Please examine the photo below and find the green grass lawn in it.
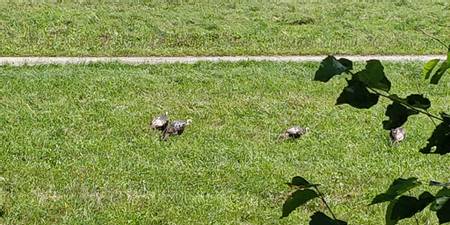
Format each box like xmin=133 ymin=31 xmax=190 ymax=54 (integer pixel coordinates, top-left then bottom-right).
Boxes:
xmin=0 ymin=0 xmax=449 ymax=56
xmin=0 ymin=61 xmax=449 ymax=224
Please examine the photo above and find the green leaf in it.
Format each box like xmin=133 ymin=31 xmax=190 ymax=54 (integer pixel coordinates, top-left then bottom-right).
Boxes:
xmin=371 ymin=177 xmax=421 ymax=205
xmin=406 ymin=94 xmax=431 ymax=110
xmin=437 ymin=199 xmax=450 ymax=224
xmin=423 ymin=59 xmax=440 ymax=79
xmin=431 ymin=188 xmax=450 ymax=211
xmin=357 ymin=60 xmax=391 ymax=92
xmin=382 ymin=94 xmax=431 ymax=129
xmin=287 ymin=176 xmax=320 ymax=189
xmin=309 ymin=211 xmax=347 ymax=225
xmin=385 ymin=193 xmax=435 ymax=225
xmin=382 ymin=102 xmax=418 ymax=130
xmin=430 ymin=181 xmax=450 ymax=188
xmin=336 ymin=77 xmax=379 ymax=109
xmin=418 ymin=192 xmax=436 ymax=210
xmin=430 ymin=46 xmax=450 ymax=84
xmin=289 ymin=176 xmax=310 ymax=186
xmin=430 ymin=62 xmax=449 ymax=84
xmin=314 ymin=56 xmax=353 ymax=82
xmin=434 ymin=188 xmax=449 ymax=199
xmin=432 ymin=197 xmax=450 ymax=211
xmin=441 ymin=112 xmax=450 ymax=122
xmin=281 ymin=189 xmax=319 ymax=218
xmin=432 ymin=188 xmax=450 ymax=224
xmin=420 ymin=120 xmax=450 ymax=155
xmin=386 ymin=198 xmax=399 ymax=225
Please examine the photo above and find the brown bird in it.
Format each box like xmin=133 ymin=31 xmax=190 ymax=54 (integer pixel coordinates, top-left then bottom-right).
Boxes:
xmin=279 ymin=126 xmax=309 ymax=140
xmin=161 ymin=119 xmax=192 ymax=141
xmin=150 ymin=112 xmax=169 ymax=131
xmin=390 ymin=127 xmax=405 ymax=144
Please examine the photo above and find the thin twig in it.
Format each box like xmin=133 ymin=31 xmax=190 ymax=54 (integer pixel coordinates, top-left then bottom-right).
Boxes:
xmin=367 ymin=87 xmax=444 ymax=122
xmin=417 ymin=28 xmax=448 ymax=48
xmin=313 ymin=186 xmax=338 ymax=221
xmin=425 ymin=113 xmax=438 ymax=127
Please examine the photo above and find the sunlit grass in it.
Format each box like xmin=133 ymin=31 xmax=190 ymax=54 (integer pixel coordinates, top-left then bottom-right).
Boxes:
xmin=0 ymin=62 xmax=449 ymax=224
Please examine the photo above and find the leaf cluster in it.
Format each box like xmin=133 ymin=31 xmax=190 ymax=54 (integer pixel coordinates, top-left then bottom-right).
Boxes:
xmin=281 ymin=176 xmax=347 ymax=225
xmin=313 ymin=54 xmax=450 ymax=155
xmin=371 ymin=178 xmax=450 ymax=224
xmin=281 ymin=45 xmax=449 ymax=224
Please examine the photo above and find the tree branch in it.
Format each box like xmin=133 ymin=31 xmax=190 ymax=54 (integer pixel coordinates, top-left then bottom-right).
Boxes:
xmin=313 ymin=186 xmax=338 ymax=221
xmin=345 ymin=70 xmax=443 ymax=123
xmin=367 ymin=87 xmax=444 ymax=122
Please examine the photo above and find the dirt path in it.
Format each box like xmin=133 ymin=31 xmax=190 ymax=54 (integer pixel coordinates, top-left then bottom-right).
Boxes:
xmin=0 ymin=55 xmax=446 ymax=66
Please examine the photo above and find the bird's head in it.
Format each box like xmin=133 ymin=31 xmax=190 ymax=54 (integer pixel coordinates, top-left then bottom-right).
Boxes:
xmin=301 ymin=127 xmax=310 ymax=134
xmin=391 ymin=127 xmax=404 ymax=135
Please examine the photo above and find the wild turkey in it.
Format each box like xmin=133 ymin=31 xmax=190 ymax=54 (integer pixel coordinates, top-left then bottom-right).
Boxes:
xmin=279 ymin=126 xmax=309 ymax=140
xmin=150 ymin=112 xmax=169 ymax=131
xmin=161 ymin=119 xmax=192 ymax=141
xmin=390 ymin=127 xmax=405 ymax=144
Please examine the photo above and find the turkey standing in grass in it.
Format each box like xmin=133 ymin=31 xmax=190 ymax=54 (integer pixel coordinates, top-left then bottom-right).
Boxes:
xmin=390 ymin=127 xmax=405 ymax=144
xmin=150 ymin=112 xmax=169 ymax=131
xmin=279 ymin=126 xmax=309 ymax=140
xmin=161 ymin=119 xmax=192 ymax=141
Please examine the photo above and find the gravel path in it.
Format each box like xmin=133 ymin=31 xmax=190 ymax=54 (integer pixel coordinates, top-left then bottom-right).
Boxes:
xmin=0 ymin=55 xmax=446 ymax=66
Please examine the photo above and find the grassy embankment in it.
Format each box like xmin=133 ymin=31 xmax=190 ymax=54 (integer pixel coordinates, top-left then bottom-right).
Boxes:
xmin=0 ymin=0 xmax=449 ymax=56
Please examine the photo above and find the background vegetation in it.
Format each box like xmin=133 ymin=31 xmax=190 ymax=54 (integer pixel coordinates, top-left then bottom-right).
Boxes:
xmin=0 ymin=0 xmax=449 ymax=56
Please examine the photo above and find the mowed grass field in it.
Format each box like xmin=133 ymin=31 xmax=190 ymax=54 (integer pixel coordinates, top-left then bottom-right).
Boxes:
xmin=0 ymin=62 xmax=449 ymax=224
xmin=0 ymin=0 xmax=449 ymax=56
